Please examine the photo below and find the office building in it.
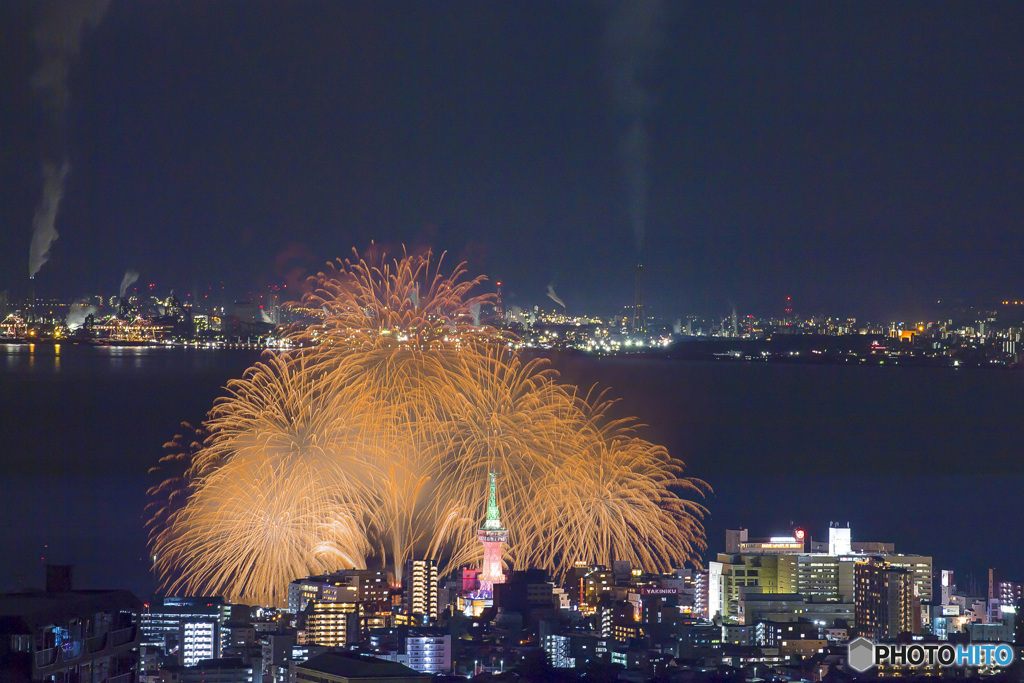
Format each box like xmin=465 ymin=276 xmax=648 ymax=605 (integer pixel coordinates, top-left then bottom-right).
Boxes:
xmin=141 ymin=596 xmax=225 ymax=652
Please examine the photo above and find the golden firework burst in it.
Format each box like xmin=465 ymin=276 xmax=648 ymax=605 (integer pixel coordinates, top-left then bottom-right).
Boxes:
xmin=149 ymin=247 xmax=708 ymax=606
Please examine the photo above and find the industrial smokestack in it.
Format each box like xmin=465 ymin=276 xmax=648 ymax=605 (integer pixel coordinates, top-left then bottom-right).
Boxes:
xmin=631 ymin=263 xmax=646 ymax=336
xmin=28 ymin=277 xmax=36 ymax=324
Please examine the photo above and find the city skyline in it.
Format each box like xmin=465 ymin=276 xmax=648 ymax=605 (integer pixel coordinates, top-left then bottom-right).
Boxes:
xmin=4 ymin=5 xmax=1024 ymax=679
xmin=2 ymin=2 xmax=1023 ymax=320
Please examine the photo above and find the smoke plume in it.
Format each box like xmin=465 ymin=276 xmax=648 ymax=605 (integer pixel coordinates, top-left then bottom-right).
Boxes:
xmin=546 ymin=285 xmax=566 ymax=309
xmin=66 ymin=300 xmax=97 ymax=330
xmin=28 ymin=0 xmax=110 ymax=278
xmin=602 ymin=0 xmax=665 ymax=254
xmin=29 ymin=161 xmax=71 ymax=278
xmin=119 ymin=270 xmax=140 ymax=300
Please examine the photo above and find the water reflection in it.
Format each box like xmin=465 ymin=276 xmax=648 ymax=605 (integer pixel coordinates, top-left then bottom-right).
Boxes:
xmin=1 ymin=342 xmax=260 ymax=376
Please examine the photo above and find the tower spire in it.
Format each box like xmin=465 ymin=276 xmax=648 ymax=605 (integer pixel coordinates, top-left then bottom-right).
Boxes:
xmin=484 ymin=471 xmax=503 ymax=530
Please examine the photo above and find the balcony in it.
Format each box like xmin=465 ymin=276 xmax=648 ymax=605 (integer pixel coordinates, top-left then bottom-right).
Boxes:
xmin=59 ymin=640 xmax=83 ymax=661
xmin=86 ymin=633 xmax=108 ymax=653
xmin=110 ymin=626 xmax=137 ymax=647
xmin=34 ymin=647 xmax=58 ymax=668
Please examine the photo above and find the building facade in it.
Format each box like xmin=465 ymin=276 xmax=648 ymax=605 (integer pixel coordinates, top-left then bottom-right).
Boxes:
xmin=855 ymin=561 xmax=919 ymax=640
xmin=403 ymin=560 xmax=438 ymax=621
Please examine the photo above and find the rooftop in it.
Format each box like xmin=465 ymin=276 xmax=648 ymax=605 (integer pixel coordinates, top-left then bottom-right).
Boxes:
xmin=298 ymin=651 xmax=429 ymax=679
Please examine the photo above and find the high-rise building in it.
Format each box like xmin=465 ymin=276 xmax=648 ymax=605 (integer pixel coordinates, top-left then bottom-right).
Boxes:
xmin=403 ymin=559 xmax=438 ymax=621
xmin=180 ymin=619 xmax=219 ymax=666
xmin=941 ymin=569 xmax=956 ymax=605
xmin=287 ymin=575 xmax=358 ymax=613
xmin=288 ymin=570 xmax=390 ymax=610
xmin=828 ymin=524 xmax=852 ymax=555
xmin=544 ymin=634 xmax=574 ymax=668
xmin=141 ymin=593 xmax=225 ymax=659
xmin=708 ymin=554 xmax=780 ymax=623
xmin=725 ymin=528 xmax=805 ymax=555
xmin=610 ymin=601 xmax=642 ymax=644
xmin=998 ymin=580 xmax=1022 ymax=609
xmin=721 ymin=526 xmax=932 ymax=628
xmin=777 ymin=554 xmax=856 ymax=603
xmin=879 ymin=554 xmax=933 ymax=605
xmin=476 ymin=471 xmax=508 ymax=597
xmin=741 ymin=593 xmax=854 ymax=627
xmin=693 ymin=569 xmax=709 ymax=620
xmin=583 ymin=568 xmax=614 ymax=608
xmin=299 ymin=601 xmax=360 ymax=647
xmin=855 ymin=561 xmax=920 ymax=640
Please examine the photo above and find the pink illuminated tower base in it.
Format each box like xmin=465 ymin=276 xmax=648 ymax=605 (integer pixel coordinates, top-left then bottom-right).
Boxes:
xmin=475 ymin=472 xmax=507 ymax=597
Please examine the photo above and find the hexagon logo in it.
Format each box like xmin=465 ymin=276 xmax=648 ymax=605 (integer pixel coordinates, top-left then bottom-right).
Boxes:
xmin=848 ymin=637 xmax=876 ymax=672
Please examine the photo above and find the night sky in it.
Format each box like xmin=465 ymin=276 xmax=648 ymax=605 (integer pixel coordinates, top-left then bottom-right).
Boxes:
xmin=3 ymin=1 xmax=1023 ymax=319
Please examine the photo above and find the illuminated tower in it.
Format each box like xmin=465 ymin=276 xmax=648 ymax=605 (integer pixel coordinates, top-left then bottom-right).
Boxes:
xmin=476 ymin=472 xmax=508 ymax=597
xmin=495 ymin=281 xmax=504 ymax=318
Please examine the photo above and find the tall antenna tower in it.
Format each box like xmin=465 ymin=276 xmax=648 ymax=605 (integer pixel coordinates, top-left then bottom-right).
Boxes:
xmin=631 ymin=263 xmax=646 ymax=336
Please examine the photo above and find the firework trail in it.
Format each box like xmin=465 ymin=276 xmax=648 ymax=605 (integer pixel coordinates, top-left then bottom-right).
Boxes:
xmin=149 ymin=247 xmax=707 ymax=605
